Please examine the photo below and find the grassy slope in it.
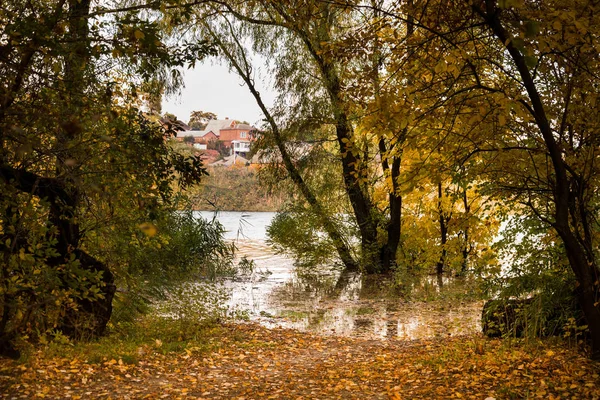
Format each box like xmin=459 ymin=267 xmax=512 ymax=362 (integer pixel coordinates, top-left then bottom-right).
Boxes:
xmin=188 ymin=165 xmax=287 ymax=212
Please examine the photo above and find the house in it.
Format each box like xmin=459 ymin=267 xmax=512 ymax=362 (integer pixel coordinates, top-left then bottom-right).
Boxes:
xmin=176 ymin=118 xmax=257 ymax=157
xmin=218 ymin=123 xmax=255 ymax=147
xmin=176 ymin=118 xmax=236 ymax=143
xmin=178 ymin=130 xmax=218 ymax=145
xmin=204 ymin=118 xmax=237 ymax=135
xmin=219 ymin=123 xmax=256 ymax=158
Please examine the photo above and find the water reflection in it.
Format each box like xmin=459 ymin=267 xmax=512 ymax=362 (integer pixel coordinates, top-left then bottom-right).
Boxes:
xmin=195 ymin=211 xmax=482 ymax=341
xmin=220 ymin=239 xmax=481 ymax=340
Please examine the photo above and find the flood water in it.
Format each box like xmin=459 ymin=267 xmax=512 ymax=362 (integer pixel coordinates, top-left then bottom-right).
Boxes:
xmin=195 ymin=211 xmax=483 ymax=340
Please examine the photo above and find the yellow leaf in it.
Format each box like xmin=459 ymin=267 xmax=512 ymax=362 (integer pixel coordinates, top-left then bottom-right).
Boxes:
xmin=139 ymin=222 xmax=158 ymax=237
xmin=552 ymin=20 xmax=562 ymax=31
xmin=546 ymin=350 xmax=555 ymax=357
xmin=134 ymin=30 xmax=145 ymax=40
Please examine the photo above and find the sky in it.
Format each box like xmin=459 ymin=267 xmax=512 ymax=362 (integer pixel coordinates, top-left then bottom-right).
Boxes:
xmin=162 ymin=61 xmax=275 ymax=126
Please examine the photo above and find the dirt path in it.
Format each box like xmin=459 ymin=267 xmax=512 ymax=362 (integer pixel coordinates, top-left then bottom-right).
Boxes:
xmin=2 ymin=323 xmax=599 ymax=399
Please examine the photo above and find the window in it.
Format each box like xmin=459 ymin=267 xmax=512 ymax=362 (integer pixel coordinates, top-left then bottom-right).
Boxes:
xmin=240 ymin=131 xmax=247 ymax=138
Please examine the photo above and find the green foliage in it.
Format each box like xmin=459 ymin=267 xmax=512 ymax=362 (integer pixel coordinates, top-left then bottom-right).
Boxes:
xmin=38 ymin=314 xmax=226 ymax=366
xmin=207 ymin=140 xmax=230 ymax=158
xmin=266 ymin=208 xmax=357 ymax=268
xmin=99 ymin=209 xmax=235 ymax=324
xmin=487 ymin=216 xmax=584 ymax=339
xmin=188 ymin=110 xmax=217 ymax=130
xmin=155 ymin=283 xmax=233 ymax=338
xmin=0 ymin=0 xmax=214 ymax=354
xmin=0 ymin=190 xmax=105 ymax=343
xmin=267 ymin=211 xmax=332 ymax=266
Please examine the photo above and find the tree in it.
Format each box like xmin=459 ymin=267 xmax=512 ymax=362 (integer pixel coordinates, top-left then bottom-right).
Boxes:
xmin=184 ymin=135 xmax=196 ymax=144
xmin=376 ymin=0 xmax=600 ymax=358
xmin=164 ymin=112 xmax=179 ymax=122
xmin=469 ymin=0 xmax=600 ymax=360
xmin=189 ymin=3 xmax=360 ymax=270
xmin=186 ymin=0 xmax=430 ymax=273
xmin=0 ymin=0 xmax=212 ymax=356
xmin=189 ymin=110 xmax=217 ymax=130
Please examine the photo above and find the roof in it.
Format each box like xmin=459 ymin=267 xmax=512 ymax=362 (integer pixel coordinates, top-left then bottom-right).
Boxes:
xmin=210 ymin=154 xmax=249 ymax=166
xmin=221 ymin=123 xmax=255 ymax=131
xmin=204 ymin=119 xmax=236 ymax=135
xmin=178 ymin=130 xmax=216 ymax=138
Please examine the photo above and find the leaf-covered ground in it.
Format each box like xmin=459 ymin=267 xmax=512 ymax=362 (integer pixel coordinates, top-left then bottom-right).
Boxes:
xmin=1 ymin=323 xmax=599 ymax=399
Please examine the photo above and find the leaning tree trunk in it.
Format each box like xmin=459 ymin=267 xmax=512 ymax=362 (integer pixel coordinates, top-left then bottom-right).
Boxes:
xmin=334 ymin=111 xmax=380 ymax=272
xmin=288 ymin=2 xmax=381 ymax=272
xmin=203 ymin=23 xmax=359 ymax=271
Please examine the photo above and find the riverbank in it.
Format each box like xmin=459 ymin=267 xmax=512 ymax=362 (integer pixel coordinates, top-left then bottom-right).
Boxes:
xmin=187 ymin=166 xmax=287 ymax=212
xmin=2 ymin=321 xmax=599 ymax=399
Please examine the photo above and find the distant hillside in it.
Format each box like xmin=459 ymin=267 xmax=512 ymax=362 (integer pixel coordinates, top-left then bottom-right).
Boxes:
xmin=188 ymin=165 xmax=287 ymax=212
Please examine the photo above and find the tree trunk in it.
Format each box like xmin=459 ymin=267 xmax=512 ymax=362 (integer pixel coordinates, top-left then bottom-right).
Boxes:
xmin=556 ymin=225 xmax=600 ymax=359
xmin=296 ymin=4 xmax=381 ymax=272
xmin=375 ymin=1 xmax=411 ymax=273
xmin=436 ymin=182 xmax=448 ymax=285
xmin=478 ymin=1 xmax=600 ymax=359
xmin=386 ymin=156 xmax=403 ymax=267
xmin=52 ymin=0 xmax=115 ymax=338
xmin=378 ymin=138 xmax=403 ymax=272
xmin=460 ymin=188 xmax=470 ymax=275
xmin=334 ymin=108 xmax=379 ymax=272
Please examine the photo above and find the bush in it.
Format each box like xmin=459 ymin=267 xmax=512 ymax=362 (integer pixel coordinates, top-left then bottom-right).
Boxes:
xmin=485 ymin=215 xmax=585 ymax=340
xmin=267 ymin=210 xmax=343 ymax=267
xmin=102 ymin=209 xmax=236 ymax=325
xmin=155 ymin=283 xmax=233 ymax=339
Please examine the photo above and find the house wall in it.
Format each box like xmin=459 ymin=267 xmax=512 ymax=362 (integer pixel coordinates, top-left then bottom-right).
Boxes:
xmin=195 ymin=131 xmax=218 ymax=143
xmin=219 ymin=128 xmax=251 ymax=147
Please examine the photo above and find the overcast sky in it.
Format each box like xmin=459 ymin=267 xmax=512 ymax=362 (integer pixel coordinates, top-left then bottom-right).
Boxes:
xmin=162 ymin=61 xmax=275 ymax=126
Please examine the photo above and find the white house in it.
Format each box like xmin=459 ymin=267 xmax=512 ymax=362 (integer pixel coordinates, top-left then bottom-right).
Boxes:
xmin=231 ymin=140 xmax=251 ymax=156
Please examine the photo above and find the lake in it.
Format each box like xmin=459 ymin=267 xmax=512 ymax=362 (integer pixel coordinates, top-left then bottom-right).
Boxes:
xmin=194 ymin=211 xmax=483 ymax=340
